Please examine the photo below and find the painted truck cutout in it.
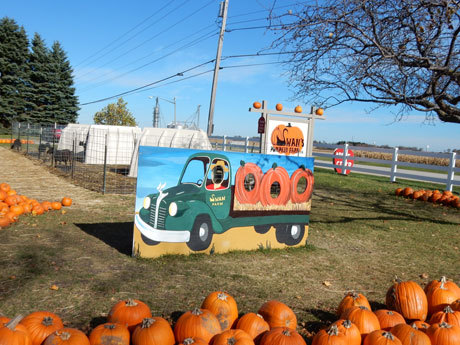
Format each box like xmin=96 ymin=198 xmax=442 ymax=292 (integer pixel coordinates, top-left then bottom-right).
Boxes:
xmin=133 ymin=147 xmax=314 ymax=257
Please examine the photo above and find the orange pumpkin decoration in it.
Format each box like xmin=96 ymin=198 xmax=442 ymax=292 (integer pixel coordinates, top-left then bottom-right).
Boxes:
xmin=234 ymin=162 xmax=263 ymax=205
xmin=177 ymin=337 xmax=208 ymax=345
xmin=425 ymin=276 xmax=460 ymax=315
xmin=429 ymin=306 xmax=460 ymax=327
xmin=51 ymin=202 xmax=62 ymax=211
xmin=253 ymin=102 xmax=261 ymax=109
xmin=276 ymin=103 xmax=283 ymax=111
xmin=0 ymin=217 xmax=11 ymax=228
xmin=107 ymin=299 xmax=152 ymax=333
xmin=386 ymin=279 xmax=428 ymax=321
xmin=0 ymin=183 xmax=10 ymax=193
xmin=260 ymin=327 xmax=306 ymax=345
xmin=132 ymin=317 xmax=174 ymax=345
xmin=330 ymin=319 xmax=361 ymax=345
xmin=315 ymin=108 xmax=324 ymax=116
xmin=174 ymin=308 xmax=221 ymax=344
xmin=294 ymin=105 xmax=302 ymax=113
xmin=89 ymin=323 xmax=129 ymax=345
xmin=426 ymin=322 xmax=460 ymax=345
xmin=61 ymin=197 xmax=72 ymax=207
xmin=257 ymin=300 xmax=297 ymax=330
xmin=0 ymin=316 xmax=31 ymax=345
xmin=211 ymin=329 xmax=254 ymax=345
xmin=411 ymin=320 xmax=430 ymax=333
xmin=270 ymin=124 xmax=304 ymax=156
xmin=43 ymin=328 xmax=90 ymax=345
xmin=290 ymin=167 xmax=314 ymax=204
xmin=391 ymin=323 xmax=431 ymax=345
xmin=373 ymin=310 xmax=405 ymax=331
xmin=337 ymin=292 xmax=372 ymax=316
xmin=259 ymin=164 xmax=291 ymax=206
xmin=201 ymin=291 xmax=238 ymax=331
xmin=236 ymin=313 xmax=270 ymax=341
xmin=340 ymin=306 xmax=381 ymax=339
xmin=20 ymin=311 xmax=64 ymax=345
xmin=363 ymin=330 xmax=401 ymax=345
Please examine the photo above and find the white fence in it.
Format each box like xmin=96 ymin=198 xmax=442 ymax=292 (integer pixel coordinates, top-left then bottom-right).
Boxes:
xmin=313 ymin=143 xmax=459 ymax=192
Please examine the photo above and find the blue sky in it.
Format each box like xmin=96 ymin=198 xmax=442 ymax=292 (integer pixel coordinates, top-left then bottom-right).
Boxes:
xmin=2 ymin=0 xmax=459 ymax=152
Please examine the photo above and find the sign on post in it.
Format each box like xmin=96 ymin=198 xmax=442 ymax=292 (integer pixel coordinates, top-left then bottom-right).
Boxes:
xmin=333 ymin=148 xmax=354 ymax=175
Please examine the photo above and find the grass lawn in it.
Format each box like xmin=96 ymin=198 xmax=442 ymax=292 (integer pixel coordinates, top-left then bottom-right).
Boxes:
xmin=0 ymin=167 xmax=459 ymax=341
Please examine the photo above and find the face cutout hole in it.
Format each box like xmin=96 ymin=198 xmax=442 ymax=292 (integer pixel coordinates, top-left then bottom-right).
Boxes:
xmin=270 ymin=181 xmax=281 ymax=199
xmin=244 ymin=173 xmax=256 ymax=191
xmin=296 ymin=176 xmax=307 ymax=194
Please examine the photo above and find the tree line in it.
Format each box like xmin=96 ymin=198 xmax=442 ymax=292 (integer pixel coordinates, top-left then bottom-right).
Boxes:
xmin=0 ymin=17 xmax=78 ymax=130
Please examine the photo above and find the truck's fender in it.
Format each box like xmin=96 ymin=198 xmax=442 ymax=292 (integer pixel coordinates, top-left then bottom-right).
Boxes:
xmin=182 ymin=200 xmax=223 ymax=233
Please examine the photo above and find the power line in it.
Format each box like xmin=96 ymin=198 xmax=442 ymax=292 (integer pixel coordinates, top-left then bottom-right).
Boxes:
xmin=225 ymin=24 xmax=285 ymax=32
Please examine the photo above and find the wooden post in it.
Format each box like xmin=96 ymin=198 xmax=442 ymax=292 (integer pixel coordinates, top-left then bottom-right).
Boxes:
xmin=446 ymin=151 xmax=456 ymax=192
xmin=390 ymin=147 xmax=399 ymax=182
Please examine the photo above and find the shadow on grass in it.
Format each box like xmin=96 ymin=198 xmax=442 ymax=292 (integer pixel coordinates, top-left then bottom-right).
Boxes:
xmin=75 ymin=222 xmax=133 ymax=256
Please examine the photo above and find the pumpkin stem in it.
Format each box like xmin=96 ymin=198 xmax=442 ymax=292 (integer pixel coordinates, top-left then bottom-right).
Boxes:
xmin=342 ymin=320 xmax=352 ymax=329
xmin=227 ymin=337 xmax=236 ymax=345
xmin=240 ymin=160 xmax=245 ymax=167
xmin=394 ymin=276 xmax=402 ymax=283
xmin=5 ymin=315 xmax=23 ymax=330
xmin=443 ymin=305 xmax=454 ymax=314
xmin=411 ymin=324 xmax=419 ymax=330
xmin=256 ymin=313 xmax=264 ymax=319
xmin=439 ymin=322 xmax=452 ymax=329
xmin=42 ymin=316 xmax=54 ymax=326
xmin=327 ymin=325 xmax=339 ymax=336
xmin=358 ymin=306 xmax=369 ymax=311
xmin=141 ymin=318 xmax=155 ymax=328
xmin=382 ymin=332 xmax=395 ymax=340
xmin=387 ymin=311 xmax=394 ymax=315
xmin=59 ymin=332 xmax=71 ymax=341
xmin=217 ymin=292 xmax=228 ymax=301
xmin=349 ymin=291 xmax=359 ymax=299
xmin=191 ymin=308 xmax=203 ymax=316
xmin=299 ymin=164 xmax=305 ymax=170
xmin=272 ymin=163 xmax=278 ymax=170
xmin=287 ymin=123 xmax=292 ymax=127
xmin=282 ymin=329 xmax=292 ymax=336
xmin=183 ymin=339 xmax=195 ymax=345
xmin=104 ymin=324 xmax=116 ymax=330
xmin=125 ymin=298 xmax=138 ymax=307
xmin=440 ymin=276 xmax=448 ymax=289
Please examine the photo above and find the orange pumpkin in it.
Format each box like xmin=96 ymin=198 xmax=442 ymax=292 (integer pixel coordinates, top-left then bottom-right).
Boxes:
xmin=425 ymin=276 xmax=460 ymax=315
xmin=330 ymin=319 xmax=361 ymax=345
xmin=10 ymin=205 xmax=24 ymax=216
xmin=107 ymin=299 xmax=152 ymax=333
xmin=177 ymin=337 xmax=207 ymax=345
xmin=201 ymin=291 xmax=238 ymax=331
xmin=259 ymin=164 xmax=291 ymax=206
xmin=253 ymin=102 xmax=261 ymax=109
xmin=211 ymin=329 xmax=254 ymax=345
xmin=386 ymin=279 xmax=428 ymax=321
xmin=174 ymin=308 xmax=221 ymax=344
xmin=315 ymin=108 xmax=324 ymax=116
xmin=43 ymin=328 xmax=90 ymax=345
xmin=337 ymin=292 xmax=372 ymax=316
xmin=391 ymin=323 xmax=431 ymax=345
xmin=411 ymin=320 xmax=430 ymax=333
xmin=429 ymin=306 xmax=460 ymax=327
xmin=259 ymin=327 xmax=306 ymax=345
xmin=426 ymin=322 xmax=460 ymax=345
xmin=51 ymin=202 xmax=62 ymax=211
xmin=373 ymin=310 xmax=405 ymax=331
xmin=294 ymin=105 xmax=302 ymax=113
xmin=5 ymin=211 xmax=18 ymax=223
xmin=290 ymin=167 xmax=314 ymax=204
xmin=363 ymin=330 xmax=401 ymax=345
xmin=0 ymin=315 xmax=11 ymax=325
xmin=340 ymin=306 xmax=380 ymax=339
xmin=20 ymin=311 xmax=64 ymax=345
xmin=89 ymin=323 xmax=129 ymax=345
xmin=5 ymin=195 xmax=19 ymax=206
xmin=41 ymin=201 xmax=53 ymax=212
xmin=0 ymin=316 xmax=31 ymax=345
xmin=402 ymin=187 xmax=414 ymax=198
xmin=7 ymin=190 xmax=17 ymax=196
xmin=276 ymin=103 xmax=283 ymax=111
xmin=236 ymin=313 xmax=270 ymax=341
xmin=257 ymin=300 xmax=297 ymax=330
xmin=32 ymin=205 xmax=45 ymax=216
xmin=0 ymin=190 xmax=6 ymax=201
xmin=0 ymin=183 xmax=11 ymax=193
xmin=0 ymin=217 xmax=11 ymax=228
xmin=131 ymin=317 xmax=174 ymax=345
xmin=234 ymin=162 xmax=263 ymax=205
xmin=61 ymin=197 xmax=72 ymax=207
xmin=451 ymin=299 xmax=460 ymax=312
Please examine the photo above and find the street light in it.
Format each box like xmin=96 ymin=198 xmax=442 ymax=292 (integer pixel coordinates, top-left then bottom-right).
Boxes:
xmin=149 ymin=96 xmax=176 ymax=126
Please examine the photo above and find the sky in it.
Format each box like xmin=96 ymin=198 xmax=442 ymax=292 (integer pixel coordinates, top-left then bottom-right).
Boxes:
xmin=2 ymin=0 xmax=459 ymax=152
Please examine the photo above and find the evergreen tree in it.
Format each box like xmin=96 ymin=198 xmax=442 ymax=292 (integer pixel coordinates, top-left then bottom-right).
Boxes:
xmin=49 ymin=41 xmax=79 ymax=124
xmin=0 ymin=17 xmax=32 ymax=128
xmin=29 ymin=33 xmax=54 ymax=124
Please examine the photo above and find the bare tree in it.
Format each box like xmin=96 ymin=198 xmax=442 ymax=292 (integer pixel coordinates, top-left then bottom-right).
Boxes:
xmin=269 ymin=0 xmax=460 ymax=123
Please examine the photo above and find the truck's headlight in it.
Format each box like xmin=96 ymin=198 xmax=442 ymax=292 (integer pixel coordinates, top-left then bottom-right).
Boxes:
xmin=143 ymin=197 xmax=151 ymax=209
xmin=169 ymin=202 xmax=178 ymax=216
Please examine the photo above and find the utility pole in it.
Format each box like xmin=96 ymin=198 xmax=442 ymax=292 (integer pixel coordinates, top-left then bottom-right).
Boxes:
xmin=207 ymin=0 xmax=229 ymax=137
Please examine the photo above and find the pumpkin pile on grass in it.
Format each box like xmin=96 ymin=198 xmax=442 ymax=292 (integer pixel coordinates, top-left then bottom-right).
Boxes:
xmin=2 ymin=280 xmax=460 ymax=345
xmin=395 ymin=187 xmax=460 ymax=209
xmin=0 ymin=182 xmax=72 ymax=229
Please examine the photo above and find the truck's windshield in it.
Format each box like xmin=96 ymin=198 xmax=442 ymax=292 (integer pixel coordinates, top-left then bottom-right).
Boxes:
xmin=180 ymin=157 xmax=210 ymax=186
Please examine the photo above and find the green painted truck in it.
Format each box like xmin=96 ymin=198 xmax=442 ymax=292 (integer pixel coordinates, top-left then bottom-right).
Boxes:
xmin=134 ymin=152 xmax=310 ymax=251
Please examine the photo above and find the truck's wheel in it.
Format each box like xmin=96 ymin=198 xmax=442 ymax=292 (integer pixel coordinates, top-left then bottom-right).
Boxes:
xmin=141 ymin=234 xmax=160 ymax=246
xmin=187 ymin=215 xmax=213 ymax=251
xmin=275 ymin=224 xmax=305 ymax=245
xmin=254 ymin=224 xmax=271 ymax=234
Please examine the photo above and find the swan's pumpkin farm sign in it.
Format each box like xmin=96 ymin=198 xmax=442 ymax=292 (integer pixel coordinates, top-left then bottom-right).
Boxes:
xmin=133 ymin=146 xmax=314 ymax=258
xmin=267 ymin=120 xmax=309 ymax=156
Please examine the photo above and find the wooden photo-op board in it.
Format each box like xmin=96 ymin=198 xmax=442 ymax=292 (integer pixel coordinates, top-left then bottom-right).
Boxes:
xmin=133 ymin=146 xmax=315 ymax=258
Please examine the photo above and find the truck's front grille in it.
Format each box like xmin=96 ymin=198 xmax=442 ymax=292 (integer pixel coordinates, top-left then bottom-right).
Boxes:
xmin=148 ymin=198 xmax=166 ymax=230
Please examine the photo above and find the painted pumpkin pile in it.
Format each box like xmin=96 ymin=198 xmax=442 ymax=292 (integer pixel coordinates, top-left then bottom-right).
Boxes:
xmin=2 ymin=280 xmax=460 ymax=345
xmin=395 ymin=187 xmax=460 ymax=209
xmin=0 ymin=182 xmax=72 ymax=229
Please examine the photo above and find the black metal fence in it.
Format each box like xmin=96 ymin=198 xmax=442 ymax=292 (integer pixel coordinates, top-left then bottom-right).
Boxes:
xmin=8 ymin=122 xmax=137 ymax=194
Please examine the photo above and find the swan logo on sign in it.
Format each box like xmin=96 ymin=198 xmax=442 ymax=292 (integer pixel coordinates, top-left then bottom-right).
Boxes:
xmin=269 ymin=123 xmax=305 ymax=155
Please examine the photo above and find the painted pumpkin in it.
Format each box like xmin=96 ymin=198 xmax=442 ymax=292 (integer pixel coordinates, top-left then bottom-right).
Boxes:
xmin=174 ymin=308 xmax=221 ymax=344
xmin=131 ymin=317 xmax=174 ymax=345
xmin=234 ymin=162 xmax=263 ymax=205
xmin=201 ymin=291 xmax=238 ymax=331
xmin=257 ymin=300 xmax=297 ymax=330
xmin=107 ymin=299 xmax=152 ymax=333
xmin=211 ymin=329 xmax=254 ymax=345
xmin=337 ymin=292 xmax=372 ymax=316
xmin=290 ymin=167 xmax=314 ymax=204
xmin=373 ymin=310 xmax=405 ymax=331
xmin=20 ymin=311 xmax=64 ymax=345
xmin=270 ymin=124 xmax=304 ymax=156
xmin=43 ymin=328 xmax=90 ymax=345
xmin=259 ymin=164 xmax=291 ymax=206
xmin=89 ymin=323 xmax=129 ymax=345
xmin=386 ymin=279 xmax=428 ymax=321
xmin=259 ymin=327 xmax=306 ymax=345
xmin=236 ymin=313 xmax=270 ymax=341
xmin=391 ymin=323 xmax=431 ymax=345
